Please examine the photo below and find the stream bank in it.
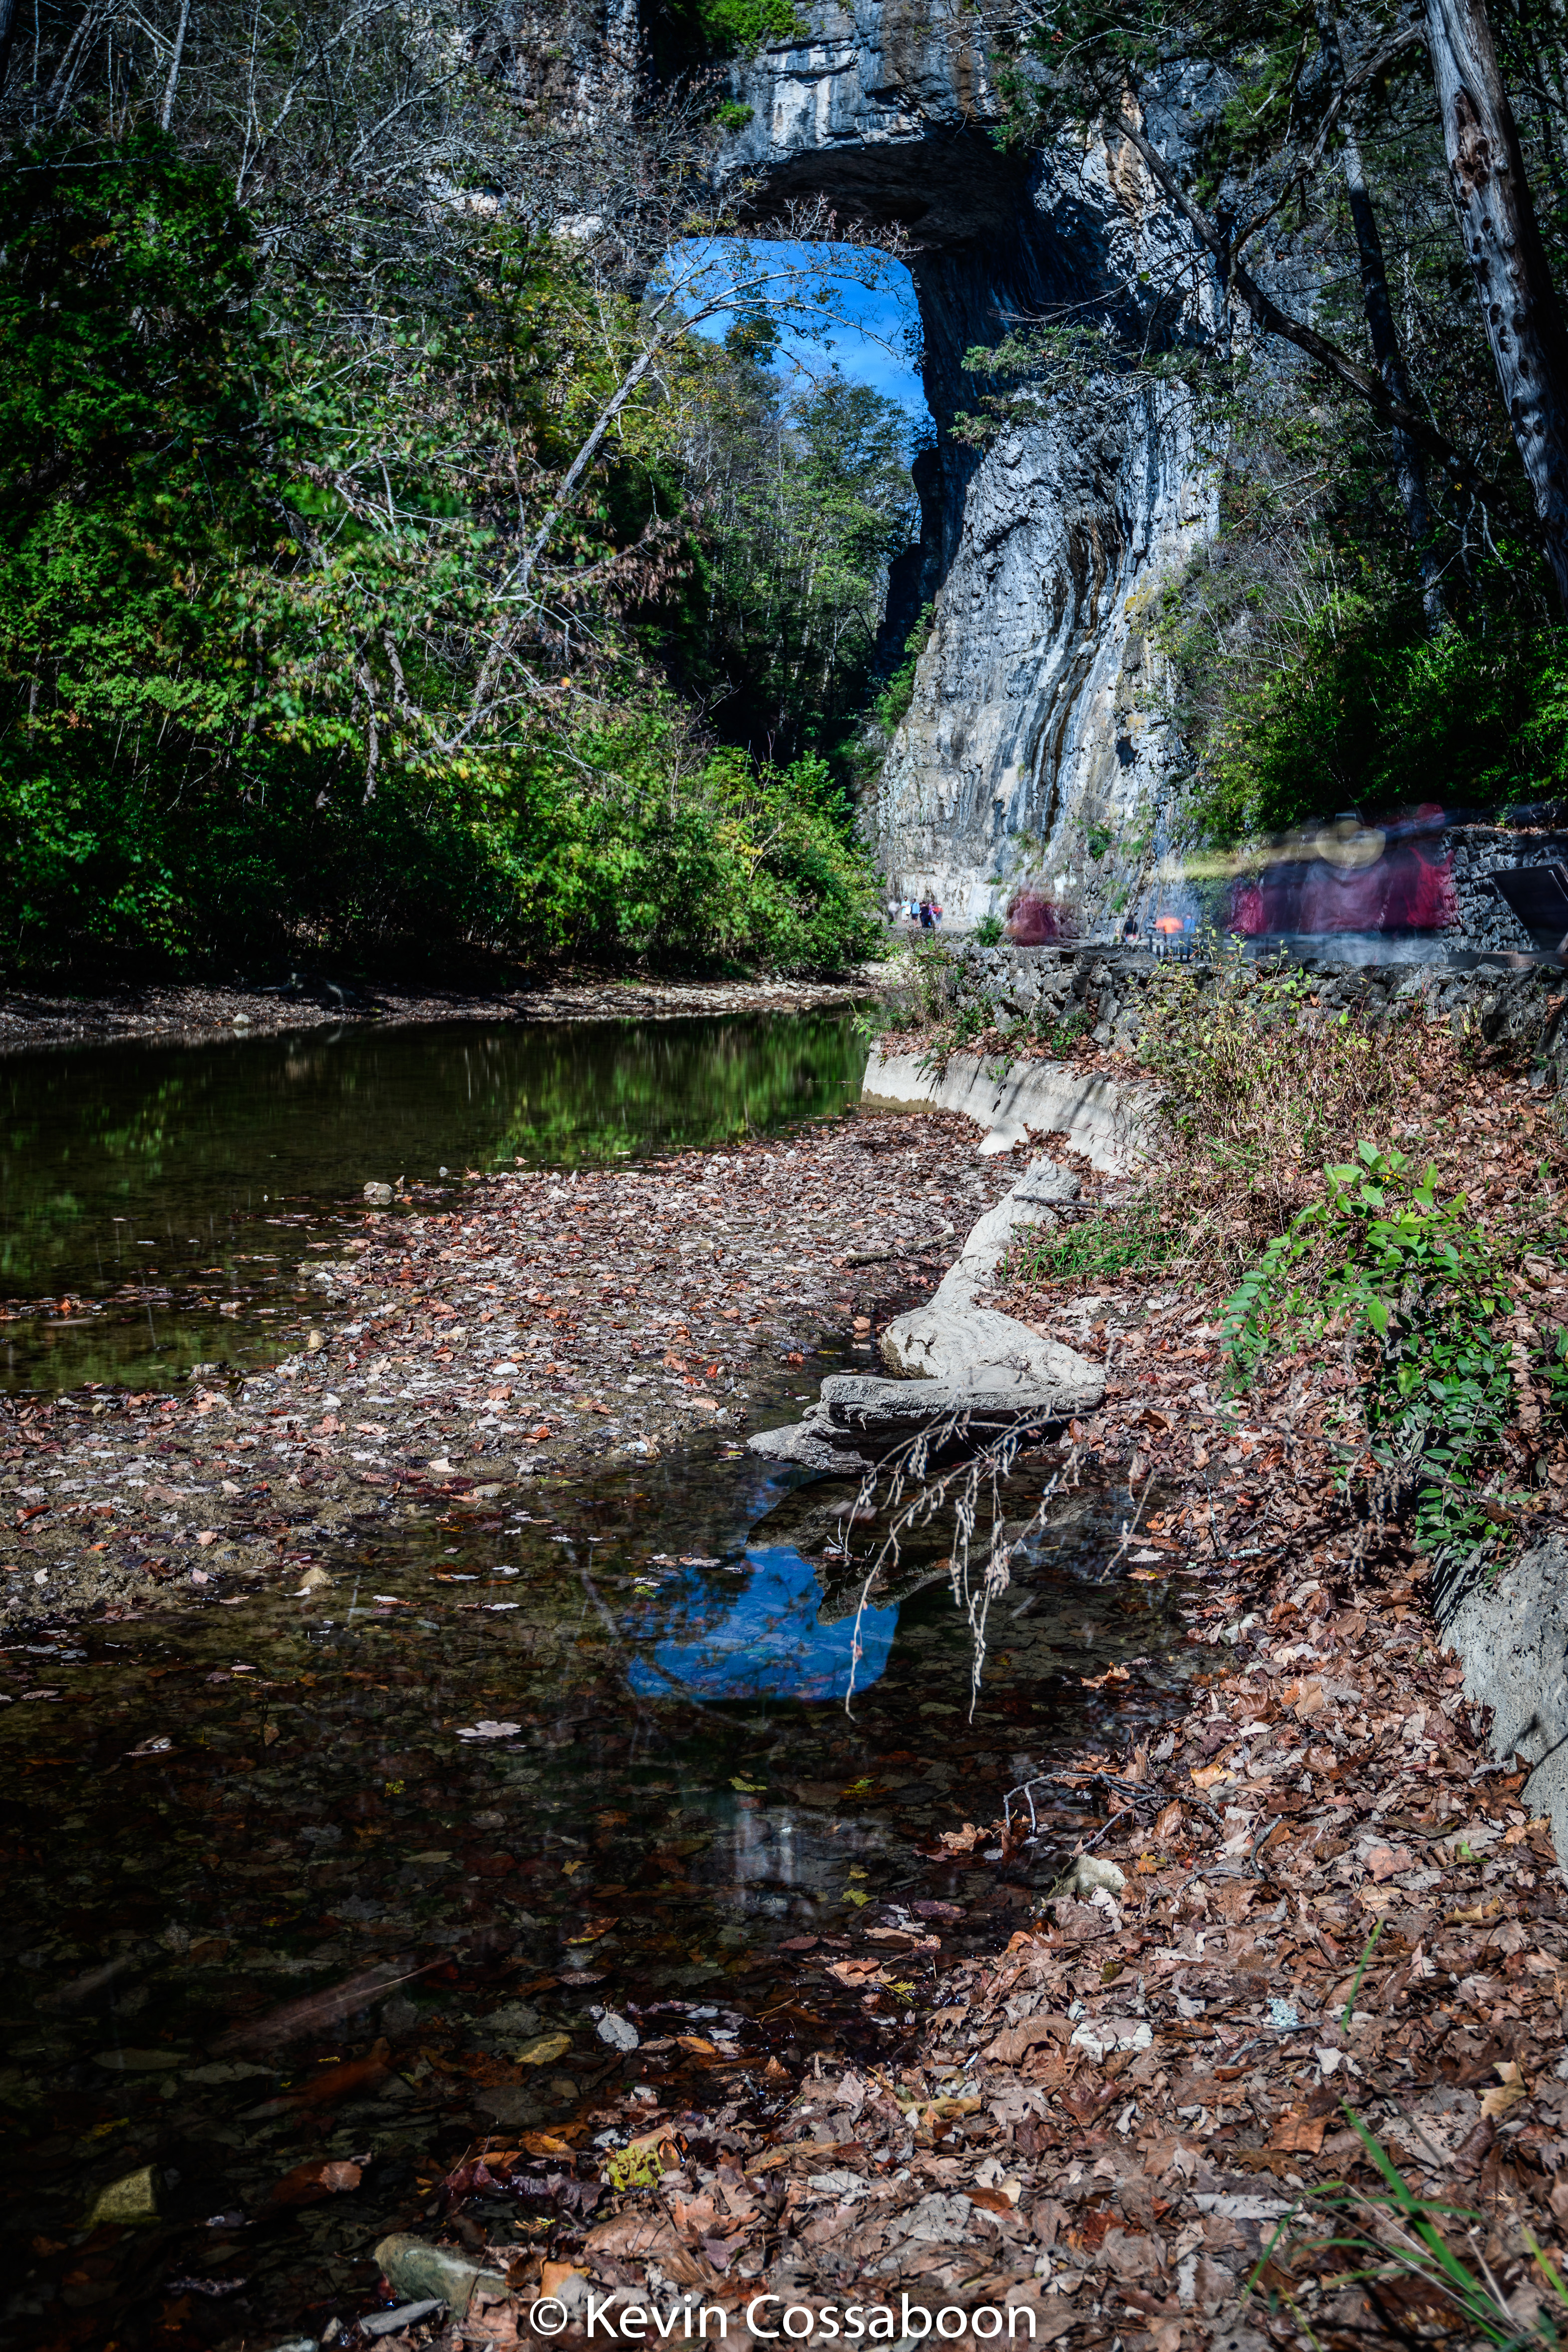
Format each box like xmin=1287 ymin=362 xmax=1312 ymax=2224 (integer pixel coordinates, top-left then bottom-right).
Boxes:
xmin=0 ymin=973 xmax=880 ymax=1054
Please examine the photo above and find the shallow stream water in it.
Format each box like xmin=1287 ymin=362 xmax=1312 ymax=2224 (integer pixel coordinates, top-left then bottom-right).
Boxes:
xmin=0 ymin=1013 xmax=1199 ymax=2351
xmin=0 ymin=1012 xmax=867 ymax=1394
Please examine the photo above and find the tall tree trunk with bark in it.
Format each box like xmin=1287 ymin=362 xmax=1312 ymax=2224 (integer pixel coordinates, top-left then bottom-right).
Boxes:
xmin=1317 ymin=3 xmax=1445 ymax=625
xmin=1424 ymin=0 xmax=1568 ymax=604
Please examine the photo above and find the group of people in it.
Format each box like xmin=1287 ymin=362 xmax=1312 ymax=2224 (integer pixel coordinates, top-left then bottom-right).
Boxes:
xmin=890 ymin=895 xmax=944 ymax=930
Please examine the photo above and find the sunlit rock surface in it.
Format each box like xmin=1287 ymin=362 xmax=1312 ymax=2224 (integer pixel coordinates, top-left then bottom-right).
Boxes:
xmin=716 ymin=1 xmax=1219 ymax=928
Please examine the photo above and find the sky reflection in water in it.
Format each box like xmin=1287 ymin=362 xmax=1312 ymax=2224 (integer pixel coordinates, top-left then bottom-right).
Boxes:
xmin=627 ymin=1544 xmax=899 ymax=1704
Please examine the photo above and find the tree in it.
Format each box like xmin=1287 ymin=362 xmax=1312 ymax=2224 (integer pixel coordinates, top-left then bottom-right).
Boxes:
xmin=1001 ymin=0 xmax=1568 ymax=589
xmin=1423 ymin=0 xmax=1568 ymax=602
xmin=676 ymin=354 xmax=917 ymax=760
xmin=0 ymin=0 xmax=895 ymax=971
xmin=1316 ymin=0 xmax=1444 ymax=623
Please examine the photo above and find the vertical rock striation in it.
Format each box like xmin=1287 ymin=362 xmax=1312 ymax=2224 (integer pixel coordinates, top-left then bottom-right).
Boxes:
xmin=717 ymin=2 xmax=1219 ymax=927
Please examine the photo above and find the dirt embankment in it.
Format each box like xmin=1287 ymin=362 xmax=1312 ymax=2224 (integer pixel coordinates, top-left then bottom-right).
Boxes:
xmin=0 ymin=1113 xmax=1027 ymax=1628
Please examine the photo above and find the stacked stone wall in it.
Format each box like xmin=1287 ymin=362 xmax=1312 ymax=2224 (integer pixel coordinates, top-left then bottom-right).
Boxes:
xmin=927 ymin=941 xmax=1568 ymax=1082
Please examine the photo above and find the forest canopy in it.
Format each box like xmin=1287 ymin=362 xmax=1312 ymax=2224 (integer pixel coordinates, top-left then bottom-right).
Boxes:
xmin=0 ymin=0 xmax=910 ymax=978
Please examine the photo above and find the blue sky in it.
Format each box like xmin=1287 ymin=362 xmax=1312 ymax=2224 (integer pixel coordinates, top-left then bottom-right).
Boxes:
xmin=669 ymin=238 xmax=931 ymax=422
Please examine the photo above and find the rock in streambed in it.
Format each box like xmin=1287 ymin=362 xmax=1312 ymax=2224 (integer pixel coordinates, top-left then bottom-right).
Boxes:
xmin=749 ymin=1158 xmax=1102 ymax=1465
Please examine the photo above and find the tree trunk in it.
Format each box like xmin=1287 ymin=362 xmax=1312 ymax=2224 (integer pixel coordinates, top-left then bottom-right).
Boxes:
xmin=1317 ymin=3 xmax=1445 ymax=625
xmin=0 ymin=0 xmax=18 ymax=98
xmin=1424 ymin=0 xmax=1568 ymax=604
xmin=159 ymin=0 xmax=191 ymax=131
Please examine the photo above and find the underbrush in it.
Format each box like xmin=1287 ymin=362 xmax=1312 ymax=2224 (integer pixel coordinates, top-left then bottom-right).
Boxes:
xmin=999 ymin=952 xmax=1568 ymax=1578
xmin=1224 ymin=1143 xmax=1568 ymax=1564
xmin=1005 ymin=1199 xmax=1179 ymax=1286
xmin=1252 ymin=2105 xmax=1568 ymax=2348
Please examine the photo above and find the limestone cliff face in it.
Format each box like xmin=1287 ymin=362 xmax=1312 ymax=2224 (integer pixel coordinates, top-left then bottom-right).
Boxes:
xmin=717 ymin=2 xmax=1219 ymax=929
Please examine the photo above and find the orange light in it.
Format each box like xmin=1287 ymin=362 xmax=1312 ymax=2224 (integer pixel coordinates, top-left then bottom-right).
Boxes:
xmin=1154 ymin=915 xmax=1184 ymax=934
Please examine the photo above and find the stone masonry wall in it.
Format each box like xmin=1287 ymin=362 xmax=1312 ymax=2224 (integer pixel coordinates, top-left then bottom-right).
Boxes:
xmin=1444 ymin=826 xmax=1568 ymax=954
xmin=922 ymin=941 xmax=1568 ymax=1082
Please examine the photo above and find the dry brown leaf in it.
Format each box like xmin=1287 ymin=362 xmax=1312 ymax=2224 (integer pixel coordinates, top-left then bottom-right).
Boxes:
xmin=1481 ymin=2060 xmax=1530 ymax=2120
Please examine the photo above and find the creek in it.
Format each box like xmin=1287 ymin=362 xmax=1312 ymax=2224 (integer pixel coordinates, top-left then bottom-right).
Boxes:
xmin=0 ymin=1012 xmax=1196 ymax=2350
xmin=0 ymin=1012 xmax=868 ymax=1394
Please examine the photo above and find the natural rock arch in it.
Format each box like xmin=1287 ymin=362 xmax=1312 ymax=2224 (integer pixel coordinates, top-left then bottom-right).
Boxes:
xmin=710 ymin=1 xmax=1217 ymax=928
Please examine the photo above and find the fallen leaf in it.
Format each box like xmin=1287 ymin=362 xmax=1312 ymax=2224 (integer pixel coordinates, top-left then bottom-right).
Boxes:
xmin=1367 ymin=1843 xmax=1415 ymax=1883
xmin=1481 ymin=2061 xmax=1530 ymax=2120
xmin=1270 ymin=2112 xmax=1328 ymax=2155
xmin=268 ymin=2158 xmax=363 ymax=2205
xmin=273 ymin=2041 xmax=389 ymax=2109
xmin=517 ymin=2033 xmax=572 ymax=2067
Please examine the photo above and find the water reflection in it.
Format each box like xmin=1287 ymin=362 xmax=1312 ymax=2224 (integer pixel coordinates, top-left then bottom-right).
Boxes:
xmin=0 ymin=1443 xmax=1195 ymax=2351
xmin=0 ymin=1012 xmax=866 ymax=1391
xmin=627 ymin=1544 xmax=899 ymax=1704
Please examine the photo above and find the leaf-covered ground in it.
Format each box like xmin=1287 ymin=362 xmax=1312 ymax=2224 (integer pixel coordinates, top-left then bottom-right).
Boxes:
xmin=0 ymin=1113 xmax=1024 ymax=1627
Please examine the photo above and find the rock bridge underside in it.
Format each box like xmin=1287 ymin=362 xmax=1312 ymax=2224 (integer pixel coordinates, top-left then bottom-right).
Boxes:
xmin=715 ymin=0 xmax=1218 ymax=928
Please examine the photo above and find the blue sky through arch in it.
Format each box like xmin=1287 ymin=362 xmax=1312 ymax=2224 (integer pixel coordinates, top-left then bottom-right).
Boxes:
xmin=669 ymin=236 xmax=932 ymax=423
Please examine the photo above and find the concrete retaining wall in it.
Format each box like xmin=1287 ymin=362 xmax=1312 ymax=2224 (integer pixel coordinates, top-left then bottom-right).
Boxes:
xmin=861 ymin=1047 xmax=1155 ymax=1168
xmin=1441 ymin=1538 xmax=1568 ymax=1873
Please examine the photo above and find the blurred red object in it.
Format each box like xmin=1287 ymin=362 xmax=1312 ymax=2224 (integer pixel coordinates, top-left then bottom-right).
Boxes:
xmin=1006 ymin=888 xmax=1065 ymax=944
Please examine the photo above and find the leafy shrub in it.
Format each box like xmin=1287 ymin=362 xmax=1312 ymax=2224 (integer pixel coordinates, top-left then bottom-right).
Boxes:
xmin=1139 ymin=943 xmax=1408 ymax=1232
xmin=0 ymin=132 xmax=882 ymax=979
xmin=1223 ymin=1143 xmax=1566 ymax=1560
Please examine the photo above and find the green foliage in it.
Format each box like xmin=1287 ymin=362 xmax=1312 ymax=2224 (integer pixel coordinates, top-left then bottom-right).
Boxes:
xmin=1165 ymin=574 xmax=1567 ymax=844
xmin=713 ymin=101 xmax=756 ymax=130
xmin=1222 ymin=1143 xmax=1564 ymax=1559
xmin=677 ymin=361 xmax=917 ymax=768
xmin=972 ymin=912 xmax=1005 ymax=946
xmin=873 ymin=600 xmax=934 ymax=736
xmin=0 ymin=130 xmax=885 ymax=977
xmin=1006 ymin=1200 xmax=1177 ymax=1285
xmin=645 ymin=0 xmax=803 ymax=69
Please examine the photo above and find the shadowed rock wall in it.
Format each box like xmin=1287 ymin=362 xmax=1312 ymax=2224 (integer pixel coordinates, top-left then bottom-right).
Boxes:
xmin=715 ymin=1 xmax=1219 ymax=927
